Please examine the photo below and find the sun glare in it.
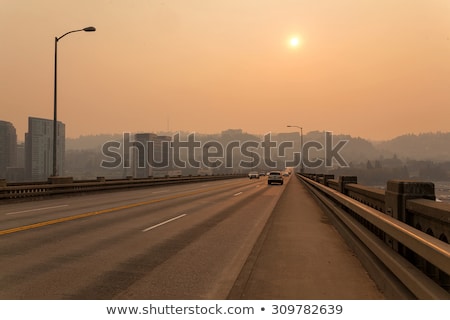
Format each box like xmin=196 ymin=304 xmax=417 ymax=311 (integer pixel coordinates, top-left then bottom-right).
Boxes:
xmin=288 ymin=36 xmax=302 ymax=48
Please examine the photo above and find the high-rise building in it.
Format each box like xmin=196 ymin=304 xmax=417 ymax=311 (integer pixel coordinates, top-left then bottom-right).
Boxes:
xmin=132 ymin=133 xmax=172 ymax=178
xmin=152 ymin=135 xmax=173 ymax=177
xmin=133 ymin=133 xmax=157 ymax=178
xmin=0 ymin=120 xmax=17 ymax=179
xmin=25 ymin=117 xmax=65 ymax=181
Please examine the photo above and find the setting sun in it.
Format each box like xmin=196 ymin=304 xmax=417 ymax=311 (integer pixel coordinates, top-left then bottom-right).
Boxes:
xmin=289 ymin=36 xmax=302 ymax=47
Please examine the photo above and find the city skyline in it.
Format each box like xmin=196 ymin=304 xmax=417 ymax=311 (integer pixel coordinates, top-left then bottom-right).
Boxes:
xmin=2 ymin=1 xmax=450 ymax=141
xmin=4 ymin=114 xmax=450 ymax=144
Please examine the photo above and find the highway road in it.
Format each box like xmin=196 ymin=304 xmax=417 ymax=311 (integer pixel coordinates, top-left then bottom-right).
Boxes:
xmin=0 ymin=176 xmax=287 ymax=299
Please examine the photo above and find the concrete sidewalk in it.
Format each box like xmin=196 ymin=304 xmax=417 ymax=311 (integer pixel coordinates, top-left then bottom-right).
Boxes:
xmin=228 ymin=175 xmax=385 ymax=299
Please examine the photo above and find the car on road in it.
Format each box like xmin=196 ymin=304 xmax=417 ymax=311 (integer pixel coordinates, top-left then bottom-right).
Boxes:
xmin=248 ymin=171 xmax=259 ymax=179
xmin=267 ymin=171 xmax=283 ymax=185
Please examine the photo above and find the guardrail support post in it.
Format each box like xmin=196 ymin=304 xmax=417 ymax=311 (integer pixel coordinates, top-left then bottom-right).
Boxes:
xmin=385 ymin=180 xmax=435 ymax=252
xmin=323 ymin=174 xmax=335 ymax=186
xmin=338 ymin=176 xmax=357 ymax=195
xmin=385 ymin=180 xmax=435 ymax=222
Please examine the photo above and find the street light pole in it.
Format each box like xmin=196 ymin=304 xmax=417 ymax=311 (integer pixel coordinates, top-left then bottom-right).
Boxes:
xmin=52 ymin=26 xmax=95 ymax=177
xmin=287 ymin=125 xmax=304 ymax=173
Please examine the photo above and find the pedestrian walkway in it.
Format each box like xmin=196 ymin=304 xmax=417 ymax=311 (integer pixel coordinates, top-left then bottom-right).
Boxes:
xmin=228 ymin=175 xmax=385 ymax=299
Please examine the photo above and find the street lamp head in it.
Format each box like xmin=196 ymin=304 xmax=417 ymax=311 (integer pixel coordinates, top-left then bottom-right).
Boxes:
xmin=83 ymin=26 xmax=96 ymax=32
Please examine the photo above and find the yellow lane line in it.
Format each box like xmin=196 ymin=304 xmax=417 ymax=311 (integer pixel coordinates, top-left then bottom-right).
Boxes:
xmin=0 ymin=179 xmax=251 ymax=236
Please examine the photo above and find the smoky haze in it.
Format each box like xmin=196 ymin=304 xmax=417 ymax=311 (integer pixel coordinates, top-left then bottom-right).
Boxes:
xmin=1 ymin=1 xmax=450 ymax=141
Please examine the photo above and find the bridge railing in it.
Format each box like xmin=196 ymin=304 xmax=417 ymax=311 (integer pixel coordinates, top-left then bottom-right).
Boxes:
xmin=298 ymin=173 xmax=450 ymax=299
xmin=0 ymin=174 xmax=245 ymax=201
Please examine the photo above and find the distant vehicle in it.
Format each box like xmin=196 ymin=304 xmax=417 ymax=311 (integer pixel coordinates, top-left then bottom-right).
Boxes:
xmin=248 ymin=171 xmax=259 ymax=179
xmin=282 ymin=172 xmax=289 ymax=177
xmin=259 ymin=172 xmax=266 ymax=177
xmin=268 ymin=171 xmax=283 ymax=185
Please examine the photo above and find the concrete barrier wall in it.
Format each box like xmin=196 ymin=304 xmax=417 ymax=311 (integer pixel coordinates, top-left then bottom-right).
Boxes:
xmin=299 ymin=173 xmax=450 ymax=295
xmin=0 ymin=174 xmax=246 ymax=201
xmin=301 ymin=173 xmax=450 ymax=243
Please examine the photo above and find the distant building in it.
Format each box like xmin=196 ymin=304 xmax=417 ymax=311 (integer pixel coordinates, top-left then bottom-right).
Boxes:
xmin=133 ymin=133 xmax=157 ymax=178
xmin=153 ymin=135 xmax=174 ymax=177
xmin=16 ymin=142 xmax=25 ymax=168
xmin=6 ymin=167 xmax=25 ymax=182
xmin=0 ymin=120 xmax=17 ymax=179
xmin=25 ymin=117 xmax=65 ymax=181
xmin=133 ymin=133 xmax=173 ymax=178
xmin=6 ymin=142 xmax=26 ymax=182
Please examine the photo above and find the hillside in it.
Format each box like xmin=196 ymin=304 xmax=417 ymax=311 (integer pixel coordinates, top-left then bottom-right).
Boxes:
xmin=66 ymin=131 xmax=450 ymax=163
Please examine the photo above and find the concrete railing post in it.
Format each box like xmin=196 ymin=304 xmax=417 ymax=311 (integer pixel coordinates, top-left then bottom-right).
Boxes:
xmin=323 ymin=174 xmax=335 ymax=187
xmin=384 ymin=180 xmax=435 ymax=252
xmin=385 ymin=180 xmax=435 ymax=222
xmin=0 ymin=179 xmax=6 ymax=187
xmin=338 ymin=176 xmax=357 ymax=195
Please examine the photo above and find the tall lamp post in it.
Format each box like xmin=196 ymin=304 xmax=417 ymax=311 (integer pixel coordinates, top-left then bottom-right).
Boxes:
xmin=52 ymin=26 xmax=96 ymax=177
xmin=287 ymin=125 xmax=303 ymax=173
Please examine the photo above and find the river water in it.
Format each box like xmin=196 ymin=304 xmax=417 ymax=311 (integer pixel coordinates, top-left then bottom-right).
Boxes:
xmin=370 ymin=181 xmax=450 ymax=203
xmin=434 ymin=181 xmax=450 ymax=203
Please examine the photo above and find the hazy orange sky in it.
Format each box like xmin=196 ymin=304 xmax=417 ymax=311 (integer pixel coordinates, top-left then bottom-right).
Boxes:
xmin=1 ymin=0 xmax=449 ymax=140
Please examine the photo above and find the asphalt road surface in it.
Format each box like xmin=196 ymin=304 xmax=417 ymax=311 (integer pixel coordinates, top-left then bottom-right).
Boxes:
xmin=0 ymin=177 xmax=286 ymax=299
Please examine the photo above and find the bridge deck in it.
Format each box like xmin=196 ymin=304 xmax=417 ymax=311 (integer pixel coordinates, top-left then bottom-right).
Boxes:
xmin=229 ymin=175 xmax=385 ymax=299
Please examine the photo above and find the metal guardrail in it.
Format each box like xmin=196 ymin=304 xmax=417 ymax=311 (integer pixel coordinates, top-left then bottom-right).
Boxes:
xmin=297 ymin=173 xmax=450 ymax=299
xmin=0 ymin=175 xmax=246 ymax=201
